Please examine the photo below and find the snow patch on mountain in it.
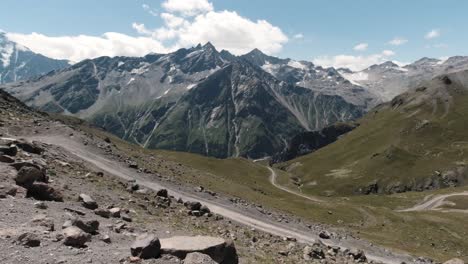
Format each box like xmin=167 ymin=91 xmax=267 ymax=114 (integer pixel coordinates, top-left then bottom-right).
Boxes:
xmin=1 ymin=43 xmax=14 ymax=67
xmin=287 ymin=60 xmax=307 ymax=70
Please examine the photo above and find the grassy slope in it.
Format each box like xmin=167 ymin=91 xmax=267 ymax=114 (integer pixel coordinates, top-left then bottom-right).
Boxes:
xmin=52 ymin=109 xmax=468 ymax=262
xmin=280 ymin=76 xmax=468 ymax=197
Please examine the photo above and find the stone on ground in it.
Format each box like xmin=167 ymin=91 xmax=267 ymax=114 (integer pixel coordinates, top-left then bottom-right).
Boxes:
xmin=28 ymin=182 xmax=64 ymax=202
xmin=184 ymin=252 xmax=217 ymax=264
xmin=160 ymin=236 xmax=238 ymax=264
xmin=130 ymin=233 xmax=161 ymax=259
xmin=17 ymin=232 xmax=41 ymax=247
xmin=78 ymin=193 xmax=98 ymax=209
xmin=62 ymin=226 xmax=91 ymax=247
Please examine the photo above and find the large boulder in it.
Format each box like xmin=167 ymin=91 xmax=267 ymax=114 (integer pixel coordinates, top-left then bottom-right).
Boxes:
xmin=15 ymin=166 xmax=45 ymax=187
xmin=160 ymin=236 xmax=238 ymax=264
xmin=78 ymin=194 xmax=98 ymax=209
xmin=130 ymin=234 xmax=161 ymax=259
xmin=16 ymin=140 xmax=43 ymax=154
xmin=62 ymin=226 xmax=91 ymax=247
xmin=184 ymin=252 xmax=217 ymax=264
xmin=28 ymin=182 xmax=64 ymax=202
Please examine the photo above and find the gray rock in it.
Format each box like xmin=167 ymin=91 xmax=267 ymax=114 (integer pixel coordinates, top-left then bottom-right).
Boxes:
xmin=156 ymin=189 xmax=168 ymax=198
xmin=109 ymin=207 xmax=121 ymax=218
xmin=121 ymin=213 xmax=132 ymax=222
xmin=184 ymin=252 xmax=217 ymax=264
xmin=16 ymin=140 xmax=43 ymax=154
xmin=15 ymin=166 xmax=45 ymax=187
xmin=0 ymin=154 xmax=15 ymax=163
xmin=0 ymin=184 xmax=17 ymax=198
xmin=185 ymin=201 xmax=202 ymax=211
xmin=30 ymin=214 xmax=55 ymax=231
xmin=0 ymin=145 xmax=17 ymax=156
xmin=94 ymin=208 xmax=111 ymax=218
xmin=34 ymin=201 xmax=48 ymax=209
xmin=100 ymin=234 xmax=111 ymax=244
xmin=62 ymin=220 xmax=73 ymax=229
xmin=73 ymin=219 xmax=100 ymax=234
xmin=17 ymin=232 xmax=41 ymax=247
xmin=318 ymin=231 xmax=331 ymax=239
xmin=160 ymin=236 xmax=238 ymax=264
xmin=62 ymin=226 xmax=91 ymax=247
xmin=79 ymin=194 xmax=98 ymax=210
xmin=348 ymin=249 xmax=367 ymax=262
xmin=130 ymin=234 xmax=161 ymax=259
xmin=28 ymin=182 xmax=64 ymax=202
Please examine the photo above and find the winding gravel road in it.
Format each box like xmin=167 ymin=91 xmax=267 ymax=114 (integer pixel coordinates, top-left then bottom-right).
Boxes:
xmin=398 ymin=191 xmax=468 ymax=212
xmin=267 ymin=167 xmax=323 ymax=203
xmin=29 ymin=134 xmax=414 ymax=264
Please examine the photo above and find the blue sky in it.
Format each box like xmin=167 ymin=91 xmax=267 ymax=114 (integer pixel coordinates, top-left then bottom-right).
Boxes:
xmin=1 ymin=0 xmax=467 ymax=70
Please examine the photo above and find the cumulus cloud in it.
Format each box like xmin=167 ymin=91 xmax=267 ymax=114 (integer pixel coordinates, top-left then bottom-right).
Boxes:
xmin=293 ymin=33 xmax=304 ymax=39
xmin=8 ymin=0 xmax=288 ymax=61
xmin=353 ymin=43 xmax=368 ymax=51
xmin=162 ymin=0 xmax=213 ymax=16
xmin=313 ymin=50 xmax=397 ymax=71
xmin=173 ymin=11 xmax=287 ymax=55
xmin=6 ymin=32 xmax=169 ymax=63
xmin=425 ymin=29 xmax=440 ymax=39
xmin=388 ymin=37 xmax=408 ymax=46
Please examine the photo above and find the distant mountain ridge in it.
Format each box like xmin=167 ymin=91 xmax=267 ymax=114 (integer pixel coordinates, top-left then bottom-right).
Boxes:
xmin=339 ymin=56 xmax=468 ymax=101
xmin=0 ymin=32 xmax=69 ymax=84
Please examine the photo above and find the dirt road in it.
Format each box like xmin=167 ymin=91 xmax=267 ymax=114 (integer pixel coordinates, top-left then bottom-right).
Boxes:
xmin=398 ymin=191 xmax=468 ymax=212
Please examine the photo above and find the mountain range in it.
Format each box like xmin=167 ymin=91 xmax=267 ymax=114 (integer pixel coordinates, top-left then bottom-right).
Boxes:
xmin=0 ymin=31 xmax=69 ymax=84
xmin=2 ymin=35 xmax=468 ymax=159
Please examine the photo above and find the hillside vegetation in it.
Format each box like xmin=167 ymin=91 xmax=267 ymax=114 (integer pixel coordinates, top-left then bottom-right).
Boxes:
xmin=280 ymin=70 xmax=468 ymax=196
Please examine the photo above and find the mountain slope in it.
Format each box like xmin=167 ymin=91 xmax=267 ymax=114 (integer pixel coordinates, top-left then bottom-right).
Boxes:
xmin=2 ymin=44 xmax=364 ymax=158
xmin=241 ymin=49 xmax=380 ymax=108
xmin=340 ymin=56 xmax=468 ymax=101
xmin=280 ymin=69 xmax=468 ymax=196
xmin=0 ymin=32 xmax=69 ymax=84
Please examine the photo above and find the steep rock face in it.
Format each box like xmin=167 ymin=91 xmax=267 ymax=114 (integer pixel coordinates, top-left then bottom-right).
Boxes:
xmin=272 ymin=122 xmax=358 ymax=163
xmin=0 ymin=32 xmax=69 ymax=84
xmin=3 ymin=44 xmax=364 ymax=158
xmin=118 ymin=62 xmax=364 ymax=158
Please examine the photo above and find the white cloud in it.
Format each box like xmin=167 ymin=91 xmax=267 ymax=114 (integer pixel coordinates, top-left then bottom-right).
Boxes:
xmin=162 ymin=0 xmax=213 ymax=16
xmin=173 ymin=11 xmax=288 ymax=55
xmin=425 ymin=29 xmax=440 ymax=39
xmin=353 ymin=43 xmax=368 ymax=51
xmin=313 ymin=50 xmax=397 ymax=71
xmin=6 ymin=32 xmax=169 ymax=63
xmin=388 ymin=37 xmax=408 ymax=46
xmin=293 ymin=33 xmax=304 ymax=39
xmin=7 ymin=0 xmax=288 ymax=61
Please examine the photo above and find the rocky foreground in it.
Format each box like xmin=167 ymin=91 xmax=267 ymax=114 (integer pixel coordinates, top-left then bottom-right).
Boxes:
xmin=0 ymin=89 xmax=464 ymax=263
